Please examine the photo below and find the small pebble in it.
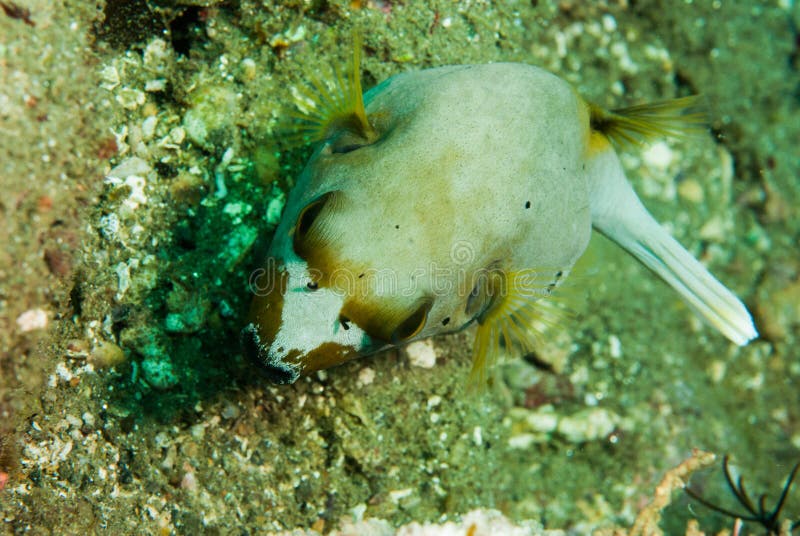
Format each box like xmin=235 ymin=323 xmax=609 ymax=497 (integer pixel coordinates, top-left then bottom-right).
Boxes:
xmin=145 ymin=79 xmax=166 ymax=92
xmin=115 ymin=87 xmax=146 ymax=110
xmin=608 ymin=334 xmax=622 ymax=359
xmin=81 ymin=412 xmax=96 ymax=428
xmin=90 ymin=341 xmax=127 ymax=369
xmin=677 ymin=178 xmax=704 ymax=203
xmin=557 ymin=407 xmax=618 ymax=443
xmin=389 ymin=488 xmax=413 ymax=504
xmin=508 ymin=433 xmax=537 ymax=450
xmin=357 ymin=367 xmax=375 ymax=386
xmin=525 ymin=407 xmax=559 ymax=434
xmin=707 ymin=360 xmax=726 ymax=383
xmin=107 ymin=156 xmax=151 ymax=180
xmin=472 ymin=426 xmax=483 ymax=446
xmin=16 ymin=308 xmax=48 ymax=332
xmin=642 ymin=141 xmax=673 ymax=170
xmin=180 ymin=465 xmax=197 ymax=491
xmin=239 ymin=58 xmax=257 ymax=82
xmin=141 ymin=116 xmax=158 ymax=141
xmin=221 ymin=402 xmax=241 ymax=420
xmin=426 ymin=395 xmax=442 ymax=410
xmin=405 ymin=339 xmax=437 ymax=368
xmin=699 ymin=215 xmax=727 ymax=242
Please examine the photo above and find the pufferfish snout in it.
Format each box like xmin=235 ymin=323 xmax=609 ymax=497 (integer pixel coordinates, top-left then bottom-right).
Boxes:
xmin=242 ymin=255 xmax=382 ymax=384
xmin=243 ymin=43 xmax=758 ymax=385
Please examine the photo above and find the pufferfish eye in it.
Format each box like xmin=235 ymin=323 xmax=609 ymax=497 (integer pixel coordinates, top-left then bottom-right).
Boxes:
xmin=295 ymin=194 xmax=329 ymax=238
xmin=293 ymin=191 xmax=340 ymax=259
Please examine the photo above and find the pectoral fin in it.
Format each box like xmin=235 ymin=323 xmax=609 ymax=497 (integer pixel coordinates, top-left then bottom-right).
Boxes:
xmin=469 ymin=269 xmax=570 ymax=386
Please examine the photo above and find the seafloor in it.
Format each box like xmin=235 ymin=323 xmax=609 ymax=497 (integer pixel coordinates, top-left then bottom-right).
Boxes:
xmin=1 ymin=0 xmax=798 ymax=534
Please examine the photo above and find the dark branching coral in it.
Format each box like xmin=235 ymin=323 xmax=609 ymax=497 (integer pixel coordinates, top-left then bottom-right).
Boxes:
xmin=685 ymin=454 xmax=799 ymax=535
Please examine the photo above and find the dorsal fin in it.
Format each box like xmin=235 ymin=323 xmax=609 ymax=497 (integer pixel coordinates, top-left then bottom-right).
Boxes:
xmin=589 ymin=95 xmax=707 ymax=151
xmin=284 ymin=33 xmax=377 ymax=147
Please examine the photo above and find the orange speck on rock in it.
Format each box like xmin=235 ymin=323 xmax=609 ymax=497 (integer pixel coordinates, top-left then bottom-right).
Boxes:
xmin=97 ymin=137 xmax=118 ymax=160
xmin=36 ymin=195 xmax=52 ymax=211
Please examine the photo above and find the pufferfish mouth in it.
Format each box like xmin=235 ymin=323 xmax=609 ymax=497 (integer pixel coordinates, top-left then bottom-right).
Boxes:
xmin=240 ymin=323 xmax=300 ymax=384
xmin=241 ymin=323 xmax=368 ymax=384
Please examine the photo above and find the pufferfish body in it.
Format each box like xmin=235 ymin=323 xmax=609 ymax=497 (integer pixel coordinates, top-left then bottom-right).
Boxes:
xmin=242 ymin=46 xmax=758 ymax=384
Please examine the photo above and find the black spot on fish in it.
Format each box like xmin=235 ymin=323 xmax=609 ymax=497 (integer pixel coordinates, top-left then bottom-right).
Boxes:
xmin=395 ymin=224 xmax=400 ymax=229
xmin=525 ymin=201 xmax=531 ymax=209
xmin=339 ymin=316 xmax=351 ymax=330
xmin=441 ymin=317 xmax=450 ymax=326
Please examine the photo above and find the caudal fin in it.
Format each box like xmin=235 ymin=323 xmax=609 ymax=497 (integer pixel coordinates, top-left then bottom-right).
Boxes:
xmin=587 ymin=146 xmax=758 ymax=346
xmin=617 ymin=221 xmax=757 ymax=345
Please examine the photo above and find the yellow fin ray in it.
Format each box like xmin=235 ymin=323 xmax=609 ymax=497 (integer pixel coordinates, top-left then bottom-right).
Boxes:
xmin=468 ymin=270 xmax=575 ymax=387
xmin=589 ymin=95 xmax=707 ymax=151
xmin=283 ymin=34 xmax=376 ymax=148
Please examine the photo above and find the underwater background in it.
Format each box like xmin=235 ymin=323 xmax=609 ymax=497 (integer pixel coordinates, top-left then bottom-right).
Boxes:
xmin=1 ymin=0 xmax=798 ymax=534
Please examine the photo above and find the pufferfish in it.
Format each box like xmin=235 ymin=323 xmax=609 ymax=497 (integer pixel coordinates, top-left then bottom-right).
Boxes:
xmin=242 ymin=42 xmax=758 ymax=385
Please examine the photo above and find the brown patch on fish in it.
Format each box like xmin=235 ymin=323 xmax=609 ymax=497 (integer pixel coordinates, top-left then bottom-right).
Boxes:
xmin=248 ymin=265 xmax=288 ymax=352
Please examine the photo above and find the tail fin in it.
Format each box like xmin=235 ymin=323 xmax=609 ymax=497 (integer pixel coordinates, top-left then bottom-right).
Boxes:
xmin=587 ymin=146 xmax=758 ymax=346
